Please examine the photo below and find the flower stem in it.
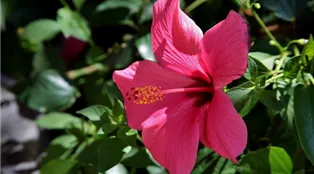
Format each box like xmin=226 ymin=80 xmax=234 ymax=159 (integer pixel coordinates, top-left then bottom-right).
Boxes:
xmin=67 ymin=63 xmax=108 ymax=80
xmin=185 ymin=0 xmax=207 ymax=13
xmin=252 ymin=10 xmax=283 ymax=51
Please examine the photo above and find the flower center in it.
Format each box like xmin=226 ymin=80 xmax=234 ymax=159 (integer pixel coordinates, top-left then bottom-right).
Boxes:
xmin=125 ymin=85 xmax=213 ymax=105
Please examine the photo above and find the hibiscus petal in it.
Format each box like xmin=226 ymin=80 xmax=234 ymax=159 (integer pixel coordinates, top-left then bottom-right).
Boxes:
xmin=199 ymin=10 xmax=250 ymax=89
xmin=113 ymin=60 xmax=198 ymax=130
xmin=199 ymin=90 xmax=247 ymax=162
xmin=151 ymin=0 xmax=207 ymax=80
xmin=142 ymin=98 xmax=201 ymax=174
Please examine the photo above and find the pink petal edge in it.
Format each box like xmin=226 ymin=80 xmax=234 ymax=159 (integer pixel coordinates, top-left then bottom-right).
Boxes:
xmin=142 ymin=98 xmax=201 ymax=174
xmin=199 ymin=10 xmax=250 ymax=89
xmin=199 ymin=90 xmax=247 ymax=162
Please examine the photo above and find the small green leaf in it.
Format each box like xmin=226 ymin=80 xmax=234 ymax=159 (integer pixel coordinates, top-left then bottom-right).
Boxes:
xmin=135 ymin=33 xmax=155 ymax=61
xmin=32 ymin=44 xmax=50 ymax=74
xmin=51 ymin=134 xmax=78 ymax=148
xmin=77 ymin=105 xmax=112 ymax=121
xmin=23 ymin=19 xmax=60 ymax=43
xmin=117 ymin=126 xmax=137 ymax=147
xmin=77 ymin=137 xmax=127 ymax=173
xmin=227 ymin=87 xmax=252 ymax=112
xmin=294 ymin=85 xmax=314 ymax=164
xmin=239 ymin=91 xmax=260 ymax=117
xmin=301 ymin=35 xmax=314 ymax=70
xmin=40 ymin=159 xmax=79 ymax=174
xmin=249 ymin=52 xmax=279 ymax=70
xmin=101 ymin=122 xmax=117 ymax=134
xmin=96 ymin=0 xmax=142 ymax=15
xmin=57 ymin=8 xmax=91 ymax=42
xmin=73 ymin=0 xmax=85 ymax=10
xmin=244 ymin=57 xmax=258 ymax=81
xmin=122 ymin=148 xmax=155 ymax=168
xmin=240 ymin=146 xmax=293 ymax=173
xmin=284 ymin=56 xmax=301 ymax=78
xmin=36 ymin=112 xmax=81 ymax=129
xmin=19 ymin=69 xmax=78 ymax=112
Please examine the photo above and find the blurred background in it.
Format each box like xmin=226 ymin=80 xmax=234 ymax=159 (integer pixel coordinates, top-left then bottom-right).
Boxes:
xmin=1 ymin=0 xmax=314 ymax=174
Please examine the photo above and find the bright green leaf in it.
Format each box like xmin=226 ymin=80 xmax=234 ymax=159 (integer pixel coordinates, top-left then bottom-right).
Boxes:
xmin=135 ymin=33 xmax=155 ymax=61
xmin=19 ymin=70 xmax=78 ymax=112
xmin=240 ymin=146 xmax=293 ymax=173
xmin=244 ymin=57 xmax=258 ymax=81
xmin=40 ymin=159 xmax=79 ymax=174
xmin=77 ymin=105 xmax=112 ymax=121
xmin=36 ymin=112 xmax=81 ymax=129
xmin=294 ymin=85 xmax=314 ymax=164
xmin=23 ymin=19 xmax=60 ymax=43
xmin=301 ymin=34 xmax=314 ymax=72
xmin=77 ymin=137 xmax=127 ymax=173
xmin=57 ymin=8 xmax=91 ymax=42
xmin=249 ymin=52 xmax=279 ymax=70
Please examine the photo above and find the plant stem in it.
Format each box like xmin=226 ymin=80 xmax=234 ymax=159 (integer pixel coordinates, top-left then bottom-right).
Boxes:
xmin=274 ymin=51 xmax=289 ymax=73
xmin=252 ymin=10 xmax=283 ymax=51
xmin=265 ymin=73 xmax=284 ymax=84
xmin=67 ymin=63 xmax=108 ymax=80
xmin=185 ymin=0 xmax=207 ymax=13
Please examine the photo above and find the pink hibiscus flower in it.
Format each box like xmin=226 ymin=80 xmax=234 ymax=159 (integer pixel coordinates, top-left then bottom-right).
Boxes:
xmin=113 ymin=0 xmax=249 ymax=173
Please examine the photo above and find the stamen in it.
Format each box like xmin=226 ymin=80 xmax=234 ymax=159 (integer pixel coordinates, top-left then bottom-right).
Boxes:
xmin=125 ymin=85 xmax=212 ymax=105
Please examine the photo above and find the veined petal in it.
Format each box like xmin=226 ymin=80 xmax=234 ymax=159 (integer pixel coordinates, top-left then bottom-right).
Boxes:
xmin=199 ymin=90 xmax=247 ymax=162
xmin=199 ymin=10 xmax=250 ymax=89
xmin=113 ymin=60 xmax=198 ymax=130
xmin=151 ymin=0 xmax=207 ymax=80
xmin=142 ymin=98 xmax=201 ymax=174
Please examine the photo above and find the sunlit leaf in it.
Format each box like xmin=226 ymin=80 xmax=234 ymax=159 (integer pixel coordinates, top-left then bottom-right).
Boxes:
xmin=23 ymin=19 xmax=60 ymax=43
xmin=77 ymin=105 xmax=112 ymax=121
xmin=40 ymin=159 xmax=79 ymax=174
xmin=294 ymin=85 xmax=314 ymax=164
xmin=57 ymin=8 xmax=91 ymax=42
xmin=36 ymin=112 xmax=82 ymax=129
xmin=301 ymin=34 xmax=314 ymax=73
xmin=244 ymin=57 xmax=258 ymax=81
xmin=135 ymin=33 xmax=155 ymax=61
xmin=240 ymin=146 xmax=293 ymax=173
xmin=77 ymin=137 xmax=127 ymax=173
xmin=249 ymin=52 xmax=279 ymax=70
xmin=19 ymin=70 xmax=78 ymax=112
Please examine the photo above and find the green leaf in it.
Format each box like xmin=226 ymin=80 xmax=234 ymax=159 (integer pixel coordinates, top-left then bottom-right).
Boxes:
xmin=32 ymin=44 xmax=50 ymax=74
xmin=259 ymin=90 xmax=282 ymax=111
xmin=36 ymin=112 xmax=81 ymax=129
xmin=284 ymin=56 xmax=301 ymax=78
xmin=244 ymin=57 xmax=258 ymax=81
xmin=301 ymin=35 xmax=314 ymax=71
xmin=23 ymin=19 xmax=60 ymax=43
xmin=77 ymin=137 xmax=127 ymax=173
xmin=239 ymin=91 xmax=260 ymax=117
xmin=227 ymin=87 xmax=252 ymax=112
xmin=101 ymin=122 xmax=117 ymax=134
xmin=96 ymin=0 xmax=142 ymax=15
xmin=77 ymin=105 xmax=112 ymax=121
xmin=261 ymin=0 xmax=307 ymax=21
xmin=122 ymin=148 xmax=155 ymax=168
xmin=135 ymin=33 xmax=155 ymax=61
xmin=39 ymin=134 xmax=78 ymax=166
xmin=40 ymin=159 xmax=79 ymax=174
xmin=73 ymin=0 xmax=85 ymax=10
xmin=213 ymin=158 xmax=236 ymax=174
xmin=240 ymin=146 xmax=293 ymax=173
xmin=19 ymin=69 xmax=78 ymax=112
xmin=57 ymin=8 xmax=91 ymax=42
xmin=249 ymin=52 xmax=279 ymax=70
xmin=294 ymin=85 xmax=314 ymax=164
xmin=117 ymin=126 xmax=137 ymax=147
